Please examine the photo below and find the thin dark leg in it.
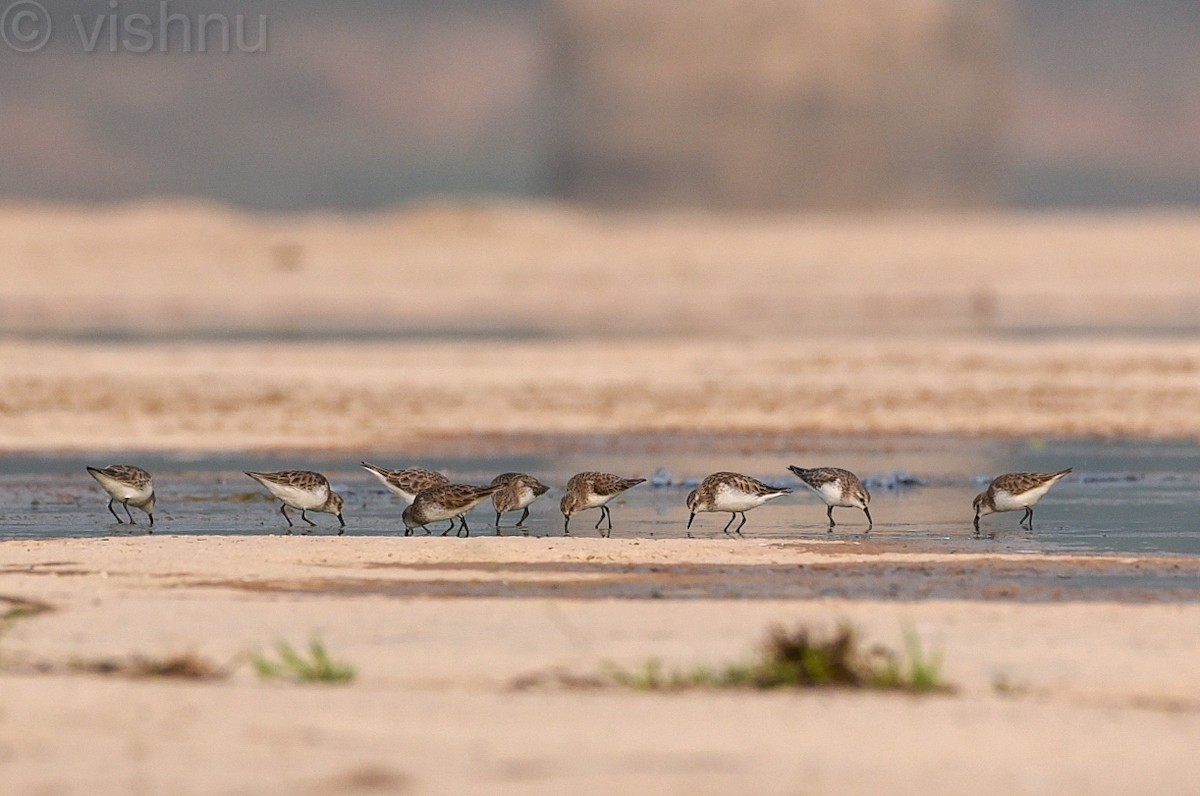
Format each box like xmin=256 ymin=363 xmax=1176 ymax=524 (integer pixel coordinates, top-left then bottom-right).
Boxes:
xmin=605 ymin=505 xmax=613 ymax=531
xmin=1022 ymin=507 xmax=1034 ymax=529
xmin=564 ymin=514 xmax=571 ymax=535
xmin=122 ymin=503 xmax=136 ymax=524
xmin=300 ymin=509 xmax=317 ymax=527
xmin=280 ymin=504 xmax=294 ymax=527
xmin=516 ymin=507 xmax=530 ymax=526
xmin=827 ymin=505 xmax=835 ymax=532
xmin=973 ymin=512 xmax=981 ymax=532
xmin=863 ymin=506 xmax=873 ymax=531
xmin=457 ymin=516 xmax=470 ymax=538
xmin=147 ymin=513 xmax=154 ymax=531
xmin=441 ymin=523 xmax=452 ymax=536
xmin=495 ymin=511 xmax=503 ymax=526
xmin=722 ymin=513 xmax=736 ymax=535
xmin=594 ymin=509 xmax=605 ymax=530
xmin=107 ymin=499 xmax=124 ymax=524
xmin=733 ymin=512 xmax=747 ymax=536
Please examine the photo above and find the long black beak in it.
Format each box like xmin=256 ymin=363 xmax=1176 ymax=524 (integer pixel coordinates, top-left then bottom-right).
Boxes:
xmin=687 ymin=511 xmax=696 ymax=529
xmin=338 ymin=514 xmax=346 ymax=528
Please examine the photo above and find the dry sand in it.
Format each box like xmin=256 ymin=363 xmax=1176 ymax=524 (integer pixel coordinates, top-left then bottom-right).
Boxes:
xmin=2 ymin=335 xmax=1200 ymax=450
xmin=2 ymin=536 xmax=1199 ymax=795
xmin=2 ymin=201 xmax=1200 ymax=449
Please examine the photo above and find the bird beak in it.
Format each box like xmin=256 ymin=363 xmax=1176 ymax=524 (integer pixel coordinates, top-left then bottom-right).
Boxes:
xmin=687 ymin=512 xmax=695 ymax=529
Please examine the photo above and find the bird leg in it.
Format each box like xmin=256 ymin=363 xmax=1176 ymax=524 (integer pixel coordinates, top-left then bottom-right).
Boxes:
xmin=122 ymin=503 xmax=136 ymax=524
xmin=517 ymin=507 xmax=530 ymax=526
xmin=280 ymin=504 xmax=294 ymax=527
xmin=733 ymin=512 xmax=747 ymax=536
xmin=827 ymin=505 xmax=835 ymax=532
xmin=107 ymin=499 xmax=124 ymax=524
xmin=300 ymin=509 xmax=317 ymax=527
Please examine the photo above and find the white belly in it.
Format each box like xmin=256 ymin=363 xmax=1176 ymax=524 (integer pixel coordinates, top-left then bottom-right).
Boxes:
xmin=710 ymin=485 xmax=785 ymax=513
xmin=264 ymin=482 xmax=327 ymax=510
xmin=581 ymin=492 xmax=615 ymax=510
xmin=992 ymin=483 xmax=1052 ymax=512
xmin=511 ymin=486 xmax=537 ymax=510
xmin=92 ymin=472 xmax=152 ymax=505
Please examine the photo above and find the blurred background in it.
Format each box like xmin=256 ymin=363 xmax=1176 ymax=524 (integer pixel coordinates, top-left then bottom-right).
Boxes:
xmin=1 ymin=0 xmax=1198 ymax=212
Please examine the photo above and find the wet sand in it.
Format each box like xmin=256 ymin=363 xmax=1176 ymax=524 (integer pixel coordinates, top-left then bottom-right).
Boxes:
xmin=2 ymin=537 xmax=1200 ymax=794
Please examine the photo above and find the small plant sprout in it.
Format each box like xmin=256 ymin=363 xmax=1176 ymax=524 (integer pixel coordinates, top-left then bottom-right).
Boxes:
xmin=607 ymin=623 xmax=949 ymax=694
xmin=252 ymin=639 xmax=355 ymax=685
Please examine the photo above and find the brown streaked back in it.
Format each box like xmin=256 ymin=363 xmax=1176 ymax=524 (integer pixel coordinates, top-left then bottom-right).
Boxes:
xmin=988 ymin=468 xmax=1073 ymax=498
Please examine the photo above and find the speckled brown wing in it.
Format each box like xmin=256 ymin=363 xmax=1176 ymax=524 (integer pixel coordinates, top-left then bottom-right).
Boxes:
xmin=249 ymin=470 xmax=329 ymax=491
xmin=789 ymin=467 xmax=848 ymax=489
xmin=386 ymin=468 xmax=449 ymax=495
xmin=711 ymin=472 xmax=791 ymax=497
xmin=589 ymin=472 xmax=647 ymax=496
xmin=490 ymin=472 xmax=523 ymax=487
xmin=418 ymin=483 xmax=503 ymax=513
xmin=92 ymin=464 xmax=153 ymax=490
xmin=989 ymin=469 xmax=1071 ymax=498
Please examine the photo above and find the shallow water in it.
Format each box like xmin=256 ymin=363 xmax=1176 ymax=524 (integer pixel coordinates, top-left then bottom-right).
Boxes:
xmin=1 ymin=437 xmax=1197 ymax=556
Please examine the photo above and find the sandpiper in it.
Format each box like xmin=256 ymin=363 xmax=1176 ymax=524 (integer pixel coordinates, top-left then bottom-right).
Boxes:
xmin=787 ymin=466 xmax=873 ymax=531
xmin=686 ymin=472 xmax=791 ymax=536
xmin=973 ymin=468 xmax=1072 ymax=531
xmin=560 ymin=472 xmax=646 ymax=537
xmin=86 ymin=464 xmax=156 ymax=529
xmin=245 ymin=470 xmax=345 ymax=534
xmin=490 ymin=472 xmax=550 ymax=527
xmin=360 ymin=462 xmax=449 ymax=504
xmin=402 ymin=483 xmax=504 ymax=537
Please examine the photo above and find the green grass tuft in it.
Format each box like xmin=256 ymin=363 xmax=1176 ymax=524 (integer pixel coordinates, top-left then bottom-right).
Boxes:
xmin=252 ymin=640 xmax=355 ymax=685
xmin=609 ymin=623 xmax=948 ymax=694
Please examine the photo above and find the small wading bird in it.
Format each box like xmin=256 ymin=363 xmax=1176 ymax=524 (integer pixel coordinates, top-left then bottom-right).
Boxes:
xmin=686 ymin=472 xmax=791 ymax=536
xmin=490 ymin=472 xmax=550 ymax=527
xmin=360 ymin=462 xmax=449 ymax=504
xmin=973 ymin=468 xmax=1072 ymax=532
xmin=244 ymin=470 xmax=345 ymax=534
xmin=402 ymin=483 xmax=504 ymax=537
xmin=361 ymin=461 xmax=454 ymax=532
xmin=86 ymin=464 xmax=156 ymax=529
xmin=560 ymin=472 xmax=646 ymax=537
xmin=787 ymin=466 xmax=873 ymax=531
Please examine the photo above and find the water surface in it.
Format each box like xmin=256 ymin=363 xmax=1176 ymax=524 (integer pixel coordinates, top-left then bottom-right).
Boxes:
xmin=1 ymin=437 xmax=1197 ymax=557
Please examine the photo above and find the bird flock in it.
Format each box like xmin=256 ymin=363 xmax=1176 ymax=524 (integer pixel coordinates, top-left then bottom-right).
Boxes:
xmin=83 ymin=462 xmax=1074 ymax=537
